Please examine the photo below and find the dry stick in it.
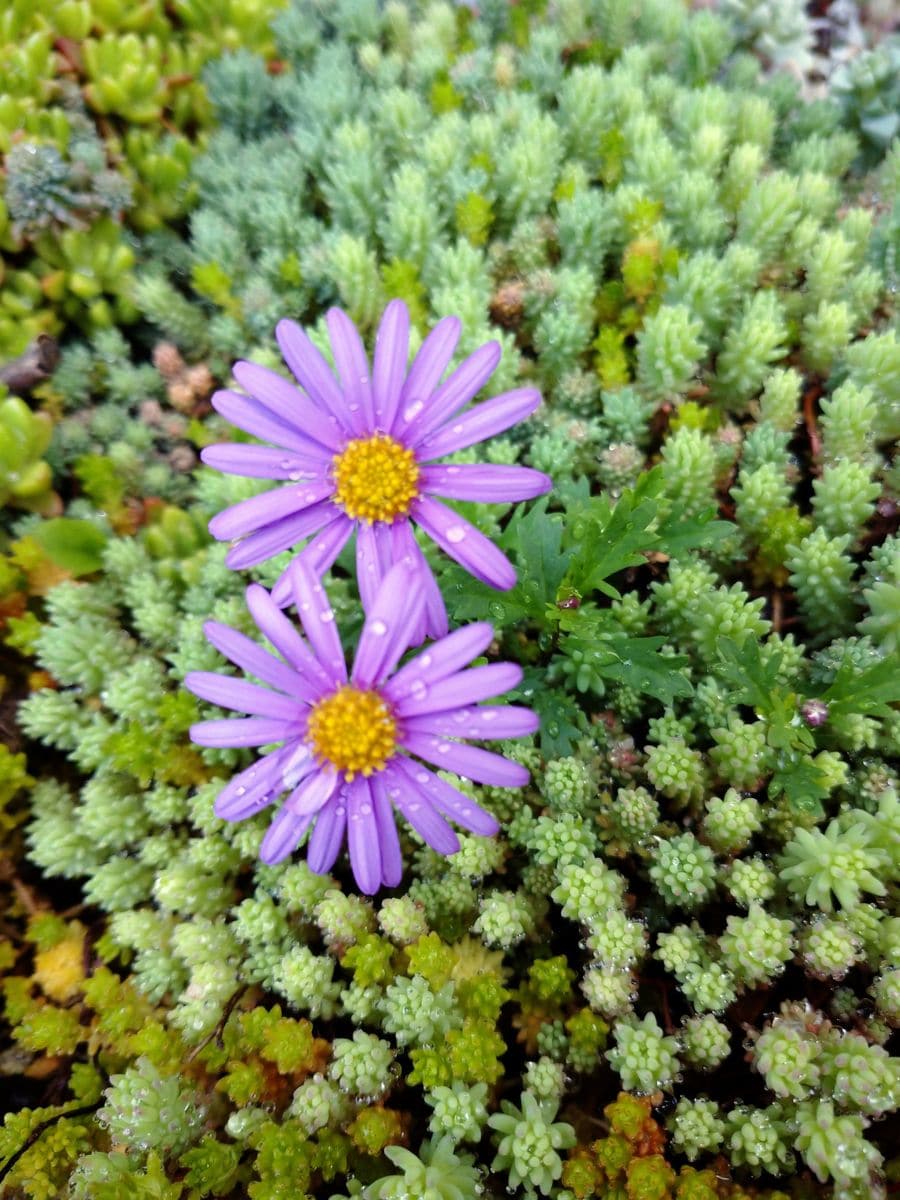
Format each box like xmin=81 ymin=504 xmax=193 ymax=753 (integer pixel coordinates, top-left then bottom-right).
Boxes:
xmin=185 ymin=988 xmax=246 ymax=1063
xmin=0 ymin=1101 xmax=104 ymax=1185
xmin=0 ymin=336 xmax=60 ymax=395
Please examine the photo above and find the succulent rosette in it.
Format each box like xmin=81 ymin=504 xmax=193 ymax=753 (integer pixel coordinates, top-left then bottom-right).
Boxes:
xmin=202 ymin=301 xmax=552 ymax=641
xmin=186 ymin=558 xmax=538 ymax=893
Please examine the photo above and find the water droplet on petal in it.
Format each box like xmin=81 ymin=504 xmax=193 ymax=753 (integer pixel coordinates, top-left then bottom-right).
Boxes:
xmin=482 ymin=709 xmax=497 ymax=721
xmin=420 ymin=654 xmax=432 ymax=668
xmin=416 ymin=772 xmax=429 ymax=784
xmin=370 ymin=619 xmax=388 ymax=636
xmin=360 ymin=802 xmax=373 ymax=816
xmin=403 ymin=400 xmax=424 ymax=422
xmin=446 ymin=525 xmax=466 ymax=544
xmin=320 ymin=609 xmax=335 ymax=623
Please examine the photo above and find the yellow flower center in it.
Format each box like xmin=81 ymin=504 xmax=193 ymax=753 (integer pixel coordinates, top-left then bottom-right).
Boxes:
xmin=332 ymin=434 xmax=420 ymax=523
xmin=306 ymin=685 xmax=397 ymax=779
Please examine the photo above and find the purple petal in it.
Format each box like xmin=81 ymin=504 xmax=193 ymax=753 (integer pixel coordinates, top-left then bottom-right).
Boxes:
xmin=394 ymin=316 xmax=460 ymax=432
xmin=260 ymin=806 xmax=314 ymax=864
xmin=422 ymin=463 xmax=553 ymax=503
xmin=190 ymin=716 xmax=303 ymax=748
xmin=276 ymin=318 xmax=354 ymax=436
xmin=415 ymin=388 xmax=542 ymax=460
xmin=397 ymin=762 xmax=500 ymax=836
xmin=372 ymin=300 xmax=410 ymax=431
xmin=346 ymin=776 xmax=382 ymax=894
xmin=352 ymin=560 xmax=425 ymax=689
xmin=356 ymin=520 xmax=395 ymax=612
xmin=371 ymin=775 xmax=403 ymax=887
xmin=212 ymin=389 xmax=329 ymax=456
xmin=224 ymin=501 xmax=334 ymax=570
xmin=392 ymin=662 xmax=523 ymax=717
xmin=384 ymin=758 xmax=460 ymax=855
xmin=289 ymin=559 xmax=348 ymax=685
xmin=404 ymin=341 xmax=501 ymax=443
xmin=386 ymin=622 xmax=494 ymax=701
xmin=201 ymin=444 xmax=325 ymax=480
xmin=270 ymin=517 xmax=355 ymax=607
xmin=245 ymin=583 xmax=334 ymax=694
xmin=185 ymin=671 xmax=305 ymax=720
xmin=403 ymin=733 xmax=530 ymax=787
xmin=327 ymin=307 xmax=373 ymax=433
xmin=402 ymin=704 xmax=539 ymax=740
xmin=213 ymin=747 xmax=292 ymax=820
xmin=285 ymin=768 xmax=339 ymax=816
xmin=210 ymin=479 xmax=333 ymax=542
xmin=203 ymin=621 xmax=314 ymax=699
xmin=390 ymin=520 xmax=447 ymax=643
xmin=412 ymin=496 xmax=516 ymax=590
xmin=307 ymin=794 xmax=348 ymax=875
xmin=232 ymin=361 xmax=338 ymax=450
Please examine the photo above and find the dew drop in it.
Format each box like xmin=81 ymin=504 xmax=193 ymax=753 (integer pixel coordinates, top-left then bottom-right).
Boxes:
xmin=420 ymin=654 xmax=432 ymax=668
xmin=320 ymin=609 xmax=335 ymax=623
xmin=360 ymin=802 xmax=373 ymax=816
xmin=403 ymin=400 xmax=424 ymax=422
xmin=416 ymin=772 xmax=429 ymax=784
xmin=446 ymin=525 xmax=466 ymax=544
xmin=481 ymin=709 xmax=497 ymax=721
xmin=288 ymin=471 xmax=302 ymax=481
xmin=370 ymin=619 xmax=388 ymax=637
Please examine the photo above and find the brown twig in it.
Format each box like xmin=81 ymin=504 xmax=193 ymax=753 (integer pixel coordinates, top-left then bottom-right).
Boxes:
xmin=0 ymin=336 xmax=60 ymax=395
xmin=0 ymin=1092 xmax=105 ymax=1185
xmin=186 ymin=988 xmax=245 ymax=1063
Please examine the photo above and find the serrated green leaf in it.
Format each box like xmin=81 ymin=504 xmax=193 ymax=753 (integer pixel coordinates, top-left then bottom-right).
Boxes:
xmin=821 ymin=653 xmax=900 ymax=719
xmin=448 ymin=497 xmax=570 ymax=626
xmin=593 ymin=633 xmax=693 ymax=703
xmin=714 ymin=636 xmax=782 ymax=713
xmin=516 ymin=675 xmax=586 ymax=755
xmin=768 ymin=756 xmax=829 ymax=821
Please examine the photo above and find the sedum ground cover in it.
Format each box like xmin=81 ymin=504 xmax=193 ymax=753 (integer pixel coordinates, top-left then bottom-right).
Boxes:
xmin=1 ymin=0 xmax=899 ymax=1197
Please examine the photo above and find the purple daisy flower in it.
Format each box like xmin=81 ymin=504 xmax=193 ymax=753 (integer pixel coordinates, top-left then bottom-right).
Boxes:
xmin=185 ymin=557 xmax=537 ymax=894
xmin=202 ymin=301 xmax=552 ymax=641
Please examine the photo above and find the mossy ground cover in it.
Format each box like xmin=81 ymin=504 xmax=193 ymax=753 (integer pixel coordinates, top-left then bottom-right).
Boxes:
xmin=0 ymin=1 xmax=898 ymax=1197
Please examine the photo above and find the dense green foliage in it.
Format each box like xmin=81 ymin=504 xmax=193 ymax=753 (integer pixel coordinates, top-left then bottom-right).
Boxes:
xmin=1 ymin=0 xmax=899 ymax=1198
